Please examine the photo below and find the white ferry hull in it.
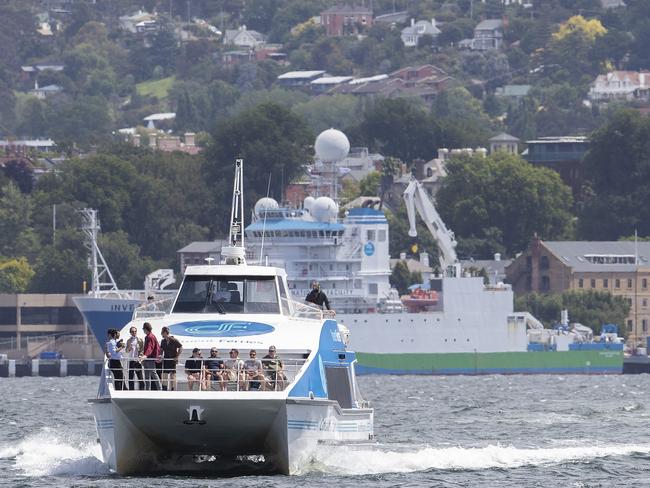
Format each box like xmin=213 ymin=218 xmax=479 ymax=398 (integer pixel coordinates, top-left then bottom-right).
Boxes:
xmin=93 ymin=395 xmax=372 ymax=475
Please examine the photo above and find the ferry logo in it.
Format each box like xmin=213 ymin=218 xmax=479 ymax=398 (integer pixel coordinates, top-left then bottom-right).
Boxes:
xmin=169 ymin=320 xmax=275 ymax=337
xmin=364 ymin=241 xmax=375 ymax=256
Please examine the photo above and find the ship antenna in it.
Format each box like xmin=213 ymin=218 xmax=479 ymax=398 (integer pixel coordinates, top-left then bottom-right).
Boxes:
xmin=258 ymin=172 xmax=272 ymax=265
xmin=79 ymin=208 xmax=121 ymax=297
xmin=221 ymin=159 xmax=247 ymax=265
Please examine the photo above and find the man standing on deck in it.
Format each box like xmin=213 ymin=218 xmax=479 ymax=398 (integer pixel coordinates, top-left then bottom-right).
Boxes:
xmin=141 ymin=322 xmax=162 ymax=390
xmin=305 ymin=281 xmax=332 ymax=311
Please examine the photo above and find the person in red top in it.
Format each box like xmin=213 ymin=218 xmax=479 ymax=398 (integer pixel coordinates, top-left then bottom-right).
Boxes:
xmin=141 ymin=322 xmax=162 ymax=390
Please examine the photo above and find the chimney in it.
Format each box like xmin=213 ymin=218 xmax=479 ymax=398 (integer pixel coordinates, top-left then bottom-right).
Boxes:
xmin=437 ymin=148 xmax=448 ymax=160
xmin=420 ymin=252 xmax=429 ymax=268
xmin=494 ymin=252 xmax=501 ymax=261
xmin=431 ymin=18 xmax=436 ymax=28
xmin=411 ymin=18 xmax=415 ymax=27
xmin=184 ymin=132 xmax=195 ymax=146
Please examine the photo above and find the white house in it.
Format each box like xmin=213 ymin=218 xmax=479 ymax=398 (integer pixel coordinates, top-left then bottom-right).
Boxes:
xmin=589 ymin=71 xmax=650 ymax=102
xmin=472 ymin=19 xmax=504 ymax=50
xmin=119 ymin=10 xmax=158 ymax=33
xmin=400 ymin=18 xmax=441 ymax=47
xmin=223 ymin=26 xmax=266 ymax=48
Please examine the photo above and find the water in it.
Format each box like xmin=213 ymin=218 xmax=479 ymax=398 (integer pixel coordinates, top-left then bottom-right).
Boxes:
xmin=1 ymin=375 xmax=650 ymax=487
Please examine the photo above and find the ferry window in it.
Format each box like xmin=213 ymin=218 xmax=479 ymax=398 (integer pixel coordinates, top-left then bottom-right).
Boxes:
xmin=578 ymin=278 xmax=583 ymax=288
xmin=615 ymin=279 xmax=620 ymax=288
xmin=325 ymin=367 xmax=353 ymax=408
xmin=378 ymin=230 xmax=386 ymax=242
xmin=368 ymin=283 xmax=378 ymax=295
xmin=367 ymin=230 xmax=376 ymax=241
xmin=173 ymin=276 xmax=279 ymax=314
xmin=590 ymin=279 xmax=596 ymax=288
xmin=0 ymin=307 xmax=16 ymax=325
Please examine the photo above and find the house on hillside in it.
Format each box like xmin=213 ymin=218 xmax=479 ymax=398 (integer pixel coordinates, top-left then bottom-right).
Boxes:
xmin=320 ymin=4 xmax=373 ymax=36
xmin=119 ymin=10 xmax=158 ymax=33
xmin=277 ymin=70 xmax=326 ymax=88
xmin=488 ymin=132 xmax=520 ymax=155
xmin=470 ymin=19 xmax=504 ymax=50
xmin=224 ymin=26 xmax=266 ymax=48
xmin=400 ymin=19 xmax=441 ymax=47
xmin=589 ymin=71 xmax=650 ymax=103
xmin=506 ymin=236 xmax=650 ymax=340
xmin=30 ymin=83 xmax=63 ymax=99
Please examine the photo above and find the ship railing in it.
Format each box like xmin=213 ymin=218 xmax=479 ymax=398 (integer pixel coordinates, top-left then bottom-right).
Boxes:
xmin=290 ymin=300 xmax=336 ymax=320
xmin=132 ymin=297 xmax=175 ymax=320
xmin=104 ymin=357 xmax=307 ymax=392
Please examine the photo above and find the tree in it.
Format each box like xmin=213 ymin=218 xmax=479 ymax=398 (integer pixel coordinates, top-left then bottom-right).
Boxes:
xmin=389 ymin=260 xmax=422 ymax=295
xmin=515 ymin=290 xmax=630 ymax=336
xmin=0 ymin=183 xmax=37 ymax=258
xmin=352 ymin=98 xmax=439 ymax=163
xmin=3 ymin=159 xmax=34 ymax=193
xmin=206 ymin=103 xmax=313 ymax=234
xmin=436 ymin=153 xmax=574 ymax=257
xmin=0 ymin=257 xmax=34 ymax=293
xmin=359 ymin=171 xmax=381 ymax=197
xmin=578 ymin=110 xmax=650 ymax=239
xmin=293 ymin=95 xmax=362 ymax=135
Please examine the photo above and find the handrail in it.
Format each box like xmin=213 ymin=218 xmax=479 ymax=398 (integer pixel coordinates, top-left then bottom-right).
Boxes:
xmin=103 ymin=357 xmax=307 ymax=392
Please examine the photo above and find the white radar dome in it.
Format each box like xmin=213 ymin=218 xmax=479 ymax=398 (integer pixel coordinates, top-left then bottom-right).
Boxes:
xmin=315 ymin=128 xmax=350 ymax=162
xmin=303 ymin=196 xmax=316 ymax=212
xmin=311 ymin=196 xmax=338 ymax=221
xmin=254 ymin=197 xmax=279 ymax=213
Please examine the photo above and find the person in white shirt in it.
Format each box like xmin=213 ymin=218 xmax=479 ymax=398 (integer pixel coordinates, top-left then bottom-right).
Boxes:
xmin=105 ymin=328 xmax=125 ymax=390
xmin=224 ymin=348 xmax=244 ymax=390
xmin=125 ymin=326 xmax=144 ymax=390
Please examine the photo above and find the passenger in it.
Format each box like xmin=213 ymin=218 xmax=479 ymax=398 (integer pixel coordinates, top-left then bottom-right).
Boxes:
xmin=105 ymin=328 xmax=125 ymax=390
xmin=145 ymin=295 xmax=158 ymax=311
xmin=305 ymin=281 xmax=332 ymax=311
xmin=160 ymin=326 xmax=183 ymax=391
xmin=263 ymin=345 xmax=286 ymax=391
xmin=205 ymin=348 xmax=226 ymax=391
xmin=125 ymin=326 xmax=144 ymax=391
xmin=141 ymin=322 xmax=162 ymax=390
xmin=243 ymin=349 xmax=265 ymax=391
xmin=185 ymin=348 xmax=205 ymax=391
xmin=224 ymin=348 xmax=245 ymax=390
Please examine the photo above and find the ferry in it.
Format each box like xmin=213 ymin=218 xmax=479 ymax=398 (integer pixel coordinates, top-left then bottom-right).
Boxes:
xmin=90 ymin=160 xmax=373 ymax=475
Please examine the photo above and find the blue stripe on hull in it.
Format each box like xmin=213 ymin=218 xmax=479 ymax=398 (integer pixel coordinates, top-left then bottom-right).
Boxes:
xmin=355 ymin=365 xmax=622 ymax=375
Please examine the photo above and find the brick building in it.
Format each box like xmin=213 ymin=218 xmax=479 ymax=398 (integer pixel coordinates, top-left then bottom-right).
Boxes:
xmin=320 ymin=4 xmax=373 ymax=36
xmin=506 ymin=236 xmax=650 ymax=341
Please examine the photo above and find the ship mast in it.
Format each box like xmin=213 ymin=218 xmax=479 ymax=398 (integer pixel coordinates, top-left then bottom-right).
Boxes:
xmin=80 ymin=208 xmax=121 ymax=297
xmin=221 ymin=159 xmax=247 ymax=265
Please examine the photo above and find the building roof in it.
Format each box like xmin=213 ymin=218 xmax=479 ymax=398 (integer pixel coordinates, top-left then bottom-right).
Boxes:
xmin=278 ymin=70 xmax=326 ymax=80
xmin=495 ymin=84 xmax=531 ymax=97
xmin=525 ymin=136 xmax=588 ymax=144
xmin=310 ymin=76 xmax=354 ymax=85
xmin=374 ymin=11 xmax=408 ymax=24
xmin=224 ymin=27 xmax=265 ymax=43
xmin=543 ymin=241 xmax=650 ymax=272
xmin=0 ymin=139 xmax=55 ymax=147
xmin=475 ymin=19 xmax=503 ymax=31
xmin=349 ymin=74 xmax=389 ymax=85
xmin=33 ymin=84 xmax=62 ymax=92
xmin=489 ymin=132 xmax=519 ymax=142
xmin=143 ymin=112 xmax=176 ymax=121
xmin=401 ymin=20 xmax=441 ymax=37
xmin=321 ymin=4 xmax=373 ymax=14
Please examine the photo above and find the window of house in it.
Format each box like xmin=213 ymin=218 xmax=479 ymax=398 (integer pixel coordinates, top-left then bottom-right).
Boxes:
xmin=644 ymin=299 xmax=648 ymax=307
xmin=615 ymin=279 xmax=620 ymax=288
xmin=627 ymin=319 xmax=633 ymax=331
xmin=526 ymin=256 xmax=532 ymax=270
xmin=628 ymin=279 xmax=633 ymax=289
xmin=644 ymin=278 xmax=648 ymax=289
xmin=578 ymin=278 xmax=583 ymax=288
xmin=540 ymin=256 xmax=549 ymax=269
xmin=591 ymin=279 xmax=596 ymax=288
xmin=603 ymin=278 xmax=608 ymax=288
xmin=643 ymin=319 xmax=648 ymax=333
xmin=541 ymin=276 xmax=550 ymax=291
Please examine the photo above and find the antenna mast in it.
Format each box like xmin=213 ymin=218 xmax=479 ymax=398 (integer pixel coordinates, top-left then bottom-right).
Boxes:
xmin=221 ymin=159 xmax=247 ymax=265
xmin=80 ymin=208 xmax=121 ymax=297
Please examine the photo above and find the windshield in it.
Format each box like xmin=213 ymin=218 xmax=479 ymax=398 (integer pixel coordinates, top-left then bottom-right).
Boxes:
xmin=172 ymin=275 xmax=280 ymax=314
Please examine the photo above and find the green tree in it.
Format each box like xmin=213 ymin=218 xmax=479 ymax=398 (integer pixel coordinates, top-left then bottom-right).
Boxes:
xmin=293 ymin=95 xmax=362 ymax=135
xmin=0 ymin=257 xmax=34 ymax=293
xmin=578 ymin=110 xmax=650 ymax=239
xmin=389 ymin=260 xmax=412 ymax=295
xmin=436 ymin=153 xmax=574 ymax=257
xmin=359 ymin=171 xmax=381 ymax=197
xmin=0 ymin=183 xmax=37 ymax=258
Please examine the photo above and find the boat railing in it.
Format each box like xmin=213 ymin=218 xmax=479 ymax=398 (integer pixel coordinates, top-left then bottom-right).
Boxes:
xmin=103 ymin=357 xmax=307 ymax=393
xmin=132 ymin=297 xmax=175 ymax=320
xmin=290 ymin=300 xmax=336 ymax=320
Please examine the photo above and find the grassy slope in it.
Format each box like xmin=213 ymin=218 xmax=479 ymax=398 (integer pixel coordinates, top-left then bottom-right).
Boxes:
xmin=135 ymin=76 xmax=176 ymax=99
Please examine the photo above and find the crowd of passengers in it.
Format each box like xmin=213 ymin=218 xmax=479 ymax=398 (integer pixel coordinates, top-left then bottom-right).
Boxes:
xmin=105 ymin=322 xmax=286 ymax=391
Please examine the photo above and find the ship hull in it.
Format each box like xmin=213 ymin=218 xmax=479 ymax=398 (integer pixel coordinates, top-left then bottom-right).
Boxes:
xmin=355 ymin=350 xmax=623 ymax=375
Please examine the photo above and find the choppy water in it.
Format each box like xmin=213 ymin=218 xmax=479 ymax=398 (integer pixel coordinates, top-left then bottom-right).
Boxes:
xmin=1 ymin=375 xmax=650 ymax=487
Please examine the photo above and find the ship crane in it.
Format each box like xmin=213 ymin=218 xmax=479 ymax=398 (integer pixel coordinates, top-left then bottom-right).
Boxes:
xmin=403 ymin=176 xmax=460 ymax=277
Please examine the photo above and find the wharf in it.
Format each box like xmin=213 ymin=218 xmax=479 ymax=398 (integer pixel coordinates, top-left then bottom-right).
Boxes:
xmin=0 ymin=359 xmax=102 ymax=377
xmin=623 ymin=355 xmax=650 ymax=374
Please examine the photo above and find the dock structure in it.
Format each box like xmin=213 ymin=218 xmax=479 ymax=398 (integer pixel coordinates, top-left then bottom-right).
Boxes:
xmin=0 ymin=358 xmax=102 ymax=377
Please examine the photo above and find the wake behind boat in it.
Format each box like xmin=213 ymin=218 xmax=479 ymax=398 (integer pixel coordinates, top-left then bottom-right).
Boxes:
xmin=90 ymin=160 xmax=373 ymax=475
